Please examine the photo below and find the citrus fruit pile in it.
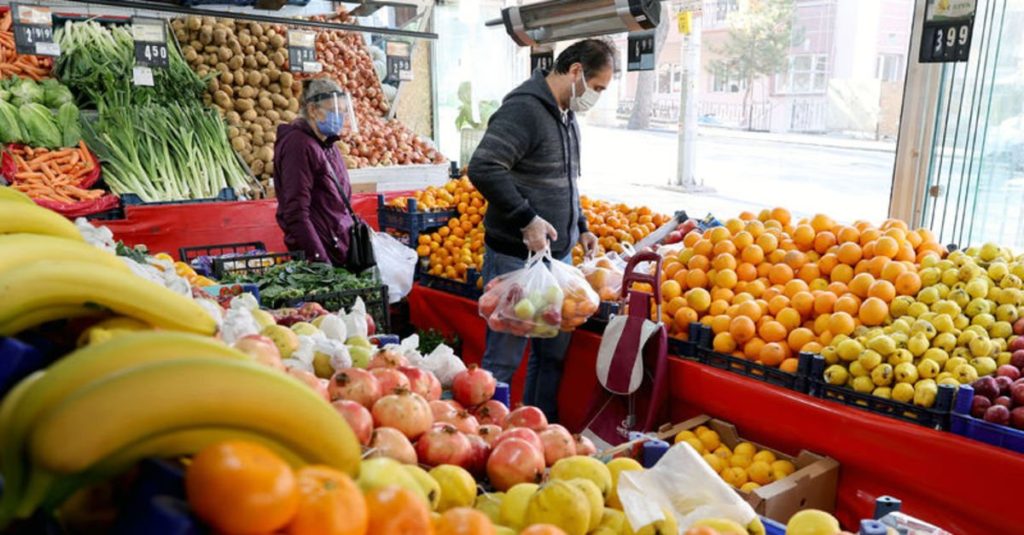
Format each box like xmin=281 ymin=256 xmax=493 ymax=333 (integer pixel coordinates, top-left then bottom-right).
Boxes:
xmin=388 ymin=180 xmax=467 ymax=212
xmin=659 ymin=208 xmax=946 ymax=374
xmin=673 ymin=426 xmax=796 ymax=493
xmin=416 ymin=177 xmax=486 ymax=283
xmin=572 ymin=198 xmax=671 ymax=264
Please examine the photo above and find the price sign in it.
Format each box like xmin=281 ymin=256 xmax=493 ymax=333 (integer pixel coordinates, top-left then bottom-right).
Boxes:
xmin=287 ymin=30 xmax=320 ymax=73
xmin=530 ymin=47 xmax=554 ymax=73
xmin=11 ymin=3 xmax=58 ymax=57
xmin=385 ymin=41 xmax=413 ymax=83
xmin=627 ymin=31 xmax=656 ymax=72
xmin=132 ymin=17 xmax=169 ymax=68
xmin=919 ymin=0 xmax=975 ymax=63
xmin=133 ymin=66 xmax=155 ymax=87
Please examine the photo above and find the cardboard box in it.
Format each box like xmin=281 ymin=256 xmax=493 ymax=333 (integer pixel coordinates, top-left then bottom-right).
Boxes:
xmin=656 ymin=415 xmax=840 ymax=524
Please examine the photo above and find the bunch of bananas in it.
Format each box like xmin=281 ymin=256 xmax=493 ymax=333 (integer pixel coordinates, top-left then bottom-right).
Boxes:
xmin=0 ymin=191 xmax=363 ymax=523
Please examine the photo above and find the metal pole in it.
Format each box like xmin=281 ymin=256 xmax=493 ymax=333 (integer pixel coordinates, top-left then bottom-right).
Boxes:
xmin=674 ymin=6 xmax=707 ymax=191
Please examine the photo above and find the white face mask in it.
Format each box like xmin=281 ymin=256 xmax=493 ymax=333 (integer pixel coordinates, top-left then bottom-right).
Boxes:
xmin=569 ymin=73 xmax=600 ymax=113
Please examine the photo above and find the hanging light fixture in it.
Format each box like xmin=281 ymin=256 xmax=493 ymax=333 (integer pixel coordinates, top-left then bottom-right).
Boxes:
xmin=486 ymin=0 xmax=661 ymax=47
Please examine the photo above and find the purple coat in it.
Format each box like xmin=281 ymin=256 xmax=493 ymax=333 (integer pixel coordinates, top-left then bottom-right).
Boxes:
xmin=273 ymin=119 xmax=354 ymax=266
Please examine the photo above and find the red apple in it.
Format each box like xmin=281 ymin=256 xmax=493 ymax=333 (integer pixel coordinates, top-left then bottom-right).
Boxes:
xmin=1011 ymin=350 xmax=1024 ymax=370
xmin=972 ymin=376 xmax=1000 ymax=400
xmin=995 ymin=396 xmax=1012 ymax=409
xmin=996 ymin=376 xmax=1015 ymax=396
xmin=1013 ymin=319 xmax=1024 ymax=336
xmin=984 ymin=404 xmax=1011 ymax=425
xmin=1010 ymin=336 xmax=1024 ymax=353
xmin=1011 ymin=382 xmax=1024 ymax=407
xmin=1011 ymin=407 xmax=1024 ymax=430
xmin=971 ymin=395 xmax=992 ymax=418
xmin=233 ymin=334 xmax=284 ymax=370
xmin=997 ymin=365 xmax=1021 ymax=381
xmin=365 ymin=314 xmax=376 ymax=336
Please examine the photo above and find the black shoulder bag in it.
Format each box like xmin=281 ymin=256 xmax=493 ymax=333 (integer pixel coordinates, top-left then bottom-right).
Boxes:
xmin=326 ymin=158 xmax=376 ymax=273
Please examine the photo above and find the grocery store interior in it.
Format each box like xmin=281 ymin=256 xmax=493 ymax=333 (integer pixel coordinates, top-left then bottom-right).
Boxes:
xmin=1 ymin=0 xmax=1023 ymax=534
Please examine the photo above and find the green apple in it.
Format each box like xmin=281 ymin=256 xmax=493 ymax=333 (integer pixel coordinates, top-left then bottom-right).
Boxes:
xmin=348 ymin=345 xmax=374 ymax=368
xmin=291 ymin=321 xmax=319 ymax=336
xmin=514 ymin=299 xmax=536 ymax=320
xmin=346 ymin=336 xmax=374 ymax=349
xmin=261 ymin=324 xmax=299 ymax=359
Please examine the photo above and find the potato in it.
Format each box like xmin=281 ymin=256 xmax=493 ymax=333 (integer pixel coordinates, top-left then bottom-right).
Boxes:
xmin=231 ymin=137 xmax=248 ymax=152
xmin=228 ymin=55 xmax=244 ymax=71
xmin=242 ymin=109 xmax=259 ymax=122
xmin=253 ymin=117 xmax=273 ymax=128
xmin=199 ymin=26 xmax=213 ymax=44
xmin=250 ymin=159 xmax=266 ymax=176
xmin=287 ymin=97 xmax=299 ymax=112
xmin=234 ymin=69 xmax=247 ymax=84
xmin=279 ymin=71 xmax=294 ymax=88
xmin=238 ymin=32 xmax=252 ymax=47
xmin=234 ymin=98 xmax=255 ymax=112
xmin=219 ymin=70 xmax=233 ymax=85
xmin=260 ymin=72 xmax=270 ymax=87
xmin=251 ymin=23 xmax=264 ymax=37
xmin=227 ymin=126 xmax=240 ymax=138
xmin=265 ymin=161 xmax=275 ymax=175
xmin=270 ymin=94 xmax=288 ymax=108
xmin=265 ymin=109 xmax=281 ymax=123
xmin=218 ymin=47 xmax=232 ymax=62
xmin=257 ymin=146 xmax=274 ymax=163
xmin=270 ymin=51 xmax=286 ymax=68
xmin=257 ymin=41 xmax=268 ymax=52
xmin=186 ymin=15 xmax=202 ymax=30
xmin=221 ymin=85 xmax=234 ymax=98
xmin=213 ymin=90 xmax=232 ymax=108
xmin=226 ymin=111 xmax=242 ymax=124
xmin=282 ymin=110 xmax=297 ymax=122
xmin=244 ymin=56 xmax=257 ymax=70
xmin=247 ymin=71 xmax=263 ymax=86
xmin=213 ymin=28 xmax=228 ymax=45
xmin=252 ymin=134 xmax=265 ymax=147
xmin=267 ymin=68 xmax=281 ymax=83
xmin=268 ymin=83 xmax=281 ymax=95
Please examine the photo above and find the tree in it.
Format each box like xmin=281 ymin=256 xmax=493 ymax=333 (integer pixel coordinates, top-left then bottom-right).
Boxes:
xmin=626 ymin=1 xmax=671 ymax=130
xmin=708 ymin=0 xmax=797 ymax=130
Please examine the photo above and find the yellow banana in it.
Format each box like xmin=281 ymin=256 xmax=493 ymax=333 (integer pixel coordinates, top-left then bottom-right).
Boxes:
xmin=0 ymin=332 xmax=248 ymax=521
xmin=0 ymin=234 xmax=129 ymax=274
xmin=0 ymin=260 xmax=217 ymax=336
xmin=0 ymin=306 xmax=107 ymax=336
xmin=28 ymin=357 xmax=360 ymax=476
xmin=0 ymin=203 xmax=83 ymax=241
xmin=0 ymin=188 xmax=33 ymax=204
xmin=75 ymin=316 xmax=152 ymax=347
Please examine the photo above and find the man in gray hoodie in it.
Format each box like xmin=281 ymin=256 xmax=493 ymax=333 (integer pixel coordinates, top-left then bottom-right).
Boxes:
xmin=469 ymin=39 xmax=616 ymax=422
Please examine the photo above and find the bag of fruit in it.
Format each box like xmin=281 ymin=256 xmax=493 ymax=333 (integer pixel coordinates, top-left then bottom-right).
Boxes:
xmin=478 ymin=250 xmax=564 ymax=338
xmin=580 ymin=254 xmax=625 ymax=301
xmin=548 ymin=260 xmax=600 ymax=331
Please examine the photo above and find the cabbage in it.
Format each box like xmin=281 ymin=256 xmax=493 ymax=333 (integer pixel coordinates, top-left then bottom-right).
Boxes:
xmin=57 ymin=102 xmax=82 ymax=148
xmin=10 ymin=79 xmax=43 ymax=107
xmin=42 ymin=80 xmax=74 ymax=109
xmin=0 ymin=100 xmax=24 ymax=144
xmin=0 ymin=88 xmax=10 ymax=102
xmin=19 ymin=103 xmax=61 ymax=148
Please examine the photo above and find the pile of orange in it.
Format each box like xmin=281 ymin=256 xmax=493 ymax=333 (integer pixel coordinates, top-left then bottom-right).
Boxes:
xmin=387 ymin=180 xmax=465 ymax=211
xmin=659 ymin=207 xmax=945 ymax=371
xmin=416 ymin=177 xmax=486 ymax=284
xmin=573 ymin=197 xmax=671 ymax=264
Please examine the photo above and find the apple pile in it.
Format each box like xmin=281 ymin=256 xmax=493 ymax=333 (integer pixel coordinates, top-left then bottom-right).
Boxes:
xmin=969 ymin=347 xmax=1024 ymax=430
xmin=661 ymin=218 xmax=700 ymax=246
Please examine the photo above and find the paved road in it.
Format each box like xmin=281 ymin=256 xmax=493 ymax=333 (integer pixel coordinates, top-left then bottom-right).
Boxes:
xmin=578 ymin=125 xmax=896 ymax=224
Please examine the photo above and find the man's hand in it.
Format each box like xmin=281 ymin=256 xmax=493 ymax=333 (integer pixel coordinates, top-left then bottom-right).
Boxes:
xmin=522 ymin=216 xmax=557 ymax=253
xmin=579 ymin=231 xmax=598 ymax=258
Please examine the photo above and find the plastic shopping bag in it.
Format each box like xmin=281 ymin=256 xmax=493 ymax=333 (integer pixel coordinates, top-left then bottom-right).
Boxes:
xmin=478 ymin=250 xmax=564 ymax=338
xmin=371 ymin=231 xmax=418 ymax=303
xmin=580 ymin=254 xmax=625 ymax=301
xmin=548 ymin=260 xmax=600 ymax=331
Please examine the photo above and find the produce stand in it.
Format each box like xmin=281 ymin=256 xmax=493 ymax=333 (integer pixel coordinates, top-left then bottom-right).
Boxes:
xmin=407 ymin=283 xmax=1024 ymax=535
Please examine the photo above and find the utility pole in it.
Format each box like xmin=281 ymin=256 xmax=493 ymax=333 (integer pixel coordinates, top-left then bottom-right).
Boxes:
xmin=673 ymin=1 xmax=710 ymax=192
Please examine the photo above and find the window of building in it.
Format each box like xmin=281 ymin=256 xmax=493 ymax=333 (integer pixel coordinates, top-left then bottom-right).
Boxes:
xmin=776 ymin=54 xmax=828 ymax=94
xmin=658 ymin=64 xmax=681 ymax=94
xmin=710 ymin=67 xmax=746 ymax=93
xmin=876 ymin=53 xmax=905 ymax=82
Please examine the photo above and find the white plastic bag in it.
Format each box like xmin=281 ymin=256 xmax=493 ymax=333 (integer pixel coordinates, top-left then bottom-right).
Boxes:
xmin=579 ymin=254 xmax=624 ymax=302
xmin=548 ymin=260 xmax=600 ymax=331
xmin=372 ymin=231 xmax=418 ymax=303
xmin=420 ymin=343 xmax=466 ymax=387
xmin=342 ymin=298 xmax=369 ymax=340
xmin=478 ymin=250 xmax=563 ymax=338
xmin=618 ymin=443 xmax=758 ymax=533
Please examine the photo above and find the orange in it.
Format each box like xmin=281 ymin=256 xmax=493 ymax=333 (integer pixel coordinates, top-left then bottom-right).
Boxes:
xmin=729 ymin=316 xmax=757 ymax=344
xmin=661 ymin=280 xmax=682 ymax=301
xmin=712 ymin=240 xmax=738 ymax=257
xmin=860 ymin=228 xmax=881 ymax=246
xmin=813 ymin=292 xmax=837 ymax=315
xmin=849 ymin=273 xmax=875 ymax=299
xmin=818 ymin=253 xmax=839 ymax=276
xmin=521 ymin=525 xmax=569 ymax=535
xmin=830 ymin=264 xmax=854 ymax=284
xmin=745 ymin=220 xmax=766 ymax=237
xmin=737 ymin=262 xmax=758 ymax=282
xmin=758 ymin=321 xmax=787 ymax=343
xmin=716 ymin=269 xmax=738 ymax=290
xmin=874 ymin=236 xmax=899 ymax=258
xmin=813 ymin=232 xmax=837 ymax=254
xmin=759 ymin=342 xmax=787 ymax=366
xmin=736 ymin=300 xmax=763 ymax=321
xmin=711 ymin=287 xmax=734 ymax=303
xmin=743 ymin=337 xmax=766 ymax=360
xmin=813 ymin=314 xmax=832 ymax=335
xmin=286 ymin=466 xmax=367 ymax=535
xmin=797 ymin=263 xmax=821 ymax=283
xmin=827 ymin=281 xmax=849 ymax=296
xmin=783 ymin=251 xmax=807 ymax=270
xmin=770 ymin=207 xmax=792 ymax=226
xmin=686 ymin=269 xmax=708 ymax=289
xmin=867 ymin=280 xmax=896 ymax=302
xmin=768 ymin=264 xmax=794 ymax=285
xmin=675 ymin=307 xmax=698 ymax=329
xmin=787 ymin=327 xmax=815 ymax=352
xmin=710 ymin=299 xmax=729 ymax=315
xmin=765 ymin=295 xmax=788 ymax=316
xmin=664 ymin=260 xmax=683 ymax=279
xmin=713 ymin=253 xmax=738 ymax=271
xmin=694 ymin=239 xmax=713 ymax=257
xmin=711 ymin=314 xmax=732 ymax=335
xmin=836 ymin=242 xmax=862 ymax=265
xmin=435 ymin=508 xmax=495 ymax=535
xmin=790 ymin=291 xmax=814 ymax=317
xmin=836 ymin=225 xmax=860 ymax=244
xmin=687 ymin=254 xmax=710 ymax=272
xmin=810 ymin=214 xmax=835 ymax=233
xmin=779 ymin=358 xmax=800 ymax=373
xmin=746 ymin=280 xmax=767 ymax=298
xmin=709 ymin=226 xmax=731 ymax=244
xmin=740 ymin=245 xmax=765 ymax=265
xmin=733 ymin=230 xmax=754 ymax=249
xmin=828 ymin=311 xmax=856 ymax=336
xmin=666 ymin=296 xmax=687 ymax=316
xmin=895 ymin=271 xmax=922 ymax=296
xmin=714 ymin=332 xmax=737 ymax=353
xmin=792 ymin=225 xmax=815 ymax=251
xmin=683 ymin=232 xmax=701 ymax=247
xmin=867 ymin=256 xmax=890 ymax=278
xmin=803 ymin=341 xmax=824 ymax=354
xmin=756 ymin=233 xmax=778 ymax=254
xmin=768 ymin=249 xmax=786 ymax=264
xmin=365 ymin=486 xmax=433 ymax=535
xmin=858 ymin=297 xmax=889 ymax=326
xmin=880 ymin=261 xmax=908 ymax=282
xmin=186 ymin=441 xmax=299 ymax=535
xmin=776 ymin=307 xmax=802 ymax=332
xmin=834 ymin=295 xmax=861 ymax=316
xmin=783 ymin=279 xmax=809 ymax=298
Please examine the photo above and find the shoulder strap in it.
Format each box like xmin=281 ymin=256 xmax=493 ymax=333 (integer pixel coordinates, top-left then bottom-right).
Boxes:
xmin=324 ymin=150 xmax=357 ymax=217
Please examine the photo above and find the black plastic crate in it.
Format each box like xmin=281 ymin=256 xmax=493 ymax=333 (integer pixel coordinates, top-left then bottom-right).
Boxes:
xmin=686 ymin=323 xmax=805 ymax=391
xmin=804 ymin=353 xmax=956 ymax=429
xmin=417 ymin=270 xmax=482 ymax=299
xmin=377 ymin=194 xmax=458 ymax=247
xmin=122 ymin=187 xmax=236 ymax=207
xmin=281 ymin=285 xmax=391 ymax=335
xmin=179 ymin=241 xmax=266 ymax=264
xmin=212 ymin=251 xmax=305 ymax=279
xmin=667 ymin=336 xmax=699 ymax=359
xmin=579 ymin=301 xmax=621 ymax=333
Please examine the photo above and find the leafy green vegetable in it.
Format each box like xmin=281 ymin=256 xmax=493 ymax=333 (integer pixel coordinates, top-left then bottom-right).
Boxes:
xmin=19 ymin=103 xmax=61 ymax=148
xmin=0 ymin=100 xmax=24 ymax=144
xmin=115 ymin=242 xmax=150 ymax=264
xmin=10 ymin=79 xmax=44 ymax=108
xmin=42 ymin=79 xmax=74 ymax=109
xmin=56 ymin=103 xmax=82 ymax=148
xmin=0 ymin=89 xmax=10 ymax=102
xmin=221 ymin=260 xmax=379 ymax=308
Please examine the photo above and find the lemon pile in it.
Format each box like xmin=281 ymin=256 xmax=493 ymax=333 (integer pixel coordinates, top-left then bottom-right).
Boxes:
xmin=674 ymin=426 xmax=796 ymax=493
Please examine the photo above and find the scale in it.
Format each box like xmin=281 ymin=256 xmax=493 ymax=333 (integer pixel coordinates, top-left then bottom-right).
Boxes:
xmin=486 ymin=0 xmax=661 ymax=47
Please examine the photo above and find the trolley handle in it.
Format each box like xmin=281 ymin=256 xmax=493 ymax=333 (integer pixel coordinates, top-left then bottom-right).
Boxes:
xmin=621 ymin=250 xmax=663 ymax=303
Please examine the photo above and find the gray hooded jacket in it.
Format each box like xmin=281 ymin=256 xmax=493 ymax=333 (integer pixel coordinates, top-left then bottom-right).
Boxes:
xmin=468 ymin=68 xmax=588 ymax=260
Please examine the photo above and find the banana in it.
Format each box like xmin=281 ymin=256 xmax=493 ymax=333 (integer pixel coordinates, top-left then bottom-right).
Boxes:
xmin=0 ymin=260 xmax=217 ymax=336
xmin=0 ymin=234 xmax=129 ymax=275
xmin=28 ymin=357 xmax=360 ymax=476
xmin=0 ymin=305 xmax=107 ymax=336
xmin=0 ymin=203 xmax=83 ymax=241
xmin=0 ymin=332 xmax=248 ymax=521
xmin=75 ymin=316 xmax=152 ymax=347
xmin=0 ymin=188 xmax=33 ymax=204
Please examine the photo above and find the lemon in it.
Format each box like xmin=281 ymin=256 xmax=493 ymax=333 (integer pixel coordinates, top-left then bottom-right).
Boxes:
xmin=429 ymin=464 xmax=475 ymax=512
xmin=721 ymin=466 xmax=748 ymax=488
xmin=673 ymin=429 xmax=697 ymax=444
xmin=703 ymin=453 xmax=726 ymax=474
xmin=733 ymin=441 xmax=757 ymax=457
xmin=752 ymin=450 xmax=776 ymax=464
xmin=740 ymin=482 xmax=762 ymax=493
xmin=786 ymin=509 xmax=841 ymax=535
xmin=729 ymin=454 xmax=752 ymax=469
xmin=698 ymin=430 xmax=722 ymax=451
xmin=747 ymin=461 xmax=772 ymax=485
xmin=606 ymin=457 xmax=643 ymax=510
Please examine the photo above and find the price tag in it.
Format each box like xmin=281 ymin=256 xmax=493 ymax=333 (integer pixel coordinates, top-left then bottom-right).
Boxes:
xmin=627 ymin=31 xmax=656 ymax=72
xmin=385 ymin=41 xmax=413 ymax=84
xmin=287 ymin=30 xmax=320 ymax=73
xmin=133 ymin=66 xmax=155 ymax=87
xmin=919 ymin=0 xmax=975 ymax=63
xmin=530 ymin=47 xmax=554 ymax=72
xmin=132 ymin=17 xmax=169 ymax=69
xmin=11 ymin=4 xmax=58 ymax=56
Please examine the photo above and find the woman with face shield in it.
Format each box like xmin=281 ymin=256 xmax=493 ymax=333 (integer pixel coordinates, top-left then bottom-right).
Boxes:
xmin=273 ymin=78 xmax=360 ymax=266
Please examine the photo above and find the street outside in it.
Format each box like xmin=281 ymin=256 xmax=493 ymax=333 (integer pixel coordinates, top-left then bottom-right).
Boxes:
xmin=577 ymin=124 xmax=896 ymax=225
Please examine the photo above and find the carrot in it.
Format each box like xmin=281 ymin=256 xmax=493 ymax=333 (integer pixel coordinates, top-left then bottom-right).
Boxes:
xmin=31 ymin=150 xmax=70 ymax=164
xmin=14 ymin=172 xmax=45 ymax=180
xmin=67 ymin=151 xmax=80 ymax=166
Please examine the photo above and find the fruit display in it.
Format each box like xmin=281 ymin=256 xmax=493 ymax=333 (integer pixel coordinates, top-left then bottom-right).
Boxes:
xmin=572 ymin=197 xmax=671 ymax=263
xmin=389 ymin=179 xmax=469 ymax=212
xmin=673 ymin=426 xmax=796 ymax=493
xmin=417 ymin=176 xmax=487 ymax=283
xmin=660 ymin=208 xmax=945 ymax=376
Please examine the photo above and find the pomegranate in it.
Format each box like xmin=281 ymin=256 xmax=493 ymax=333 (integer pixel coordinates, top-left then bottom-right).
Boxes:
xmin=367 ymin=427 xmax=417 ymax=464
xmin=465 ymin=433 xmax=491 ymax=476
xmin=368 ymin=349 xmax=409 ymax=369
xmin=414 ymin=424 xmax=473 ymax=467
xmin=539 ymin=424 xmax=577 ymax=466
xmin=478 ymin=424 xmax=504 ymax=447
xmin=445 ymin=400 xmax=466 ymax=412
xmin=233 ymin=334 xmax=284 ymax=370
xmin=494 ymin=428 xmax=544 ymax=455
xmin=452 ymin=365 xmax=497 ymax=407
xmin=430 ymin=400 xmax=458 ymax=422
xmin=486 ymin=437 xmax=545 ymax=491
xmin=503 ymin=405 xmax=548 ymax=432
xmin=287 ymin=367 xmax=330 ymax=402
xmin=449 ymin=411 xmax=481 ymax=435
xmin=328 ymin=368 xmax=382 ymax=407
xmin=331 ymin=399 xmax=373 ymax=445
xmin=371 ymin=388 xmax=433 ymax=440
xmin=370 ymin=367 xmax=411 ymax=395
xmin=423 ymin=370 xmax=443 ymax=401
xmin=399 ymin=366 xmax=437 ymax=399
xmin=472 ymin=400 xmax=510 ymax=427
xmin=574 ymin=434 xmax=597 ymax=456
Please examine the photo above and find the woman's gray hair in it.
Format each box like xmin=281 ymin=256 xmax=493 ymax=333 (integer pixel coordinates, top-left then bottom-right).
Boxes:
xmin=300 ymin=78 xmax=345 ymax=117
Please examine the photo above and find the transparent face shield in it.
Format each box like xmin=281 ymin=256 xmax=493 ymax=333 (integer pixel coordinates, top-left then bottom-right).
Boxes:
xmin=311 ymin=91 xmax=359 ymax=138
